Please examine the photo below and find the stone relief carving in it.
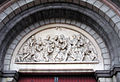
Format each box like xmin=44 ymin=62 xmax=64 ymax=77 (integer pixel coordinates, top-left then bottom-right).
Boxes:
xmin=15 ymin=27 xmax=98 ymax=63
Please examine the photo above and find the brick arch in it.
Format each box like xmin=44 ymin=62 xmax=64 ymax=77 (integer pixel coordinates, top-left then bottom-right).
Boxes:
xmin=0 ymin=0 xmax=120 ymax=37
xmin=0 ymin=2 xmax=119 ymax=70
xmin=4 ymin=20 xmax=109 ymax=71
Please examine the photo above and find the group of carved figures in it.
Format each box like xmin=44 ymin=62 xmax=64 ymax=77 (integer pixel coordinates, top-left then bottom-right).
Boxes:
xmin=15 ymin=34 xmax=98 ymax=62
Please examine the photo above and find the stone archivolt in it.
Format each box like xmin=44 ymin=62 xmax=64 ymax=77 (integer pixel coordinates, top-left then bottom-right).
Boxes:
xmin=15 ymin=32 xmax=98 ymax=63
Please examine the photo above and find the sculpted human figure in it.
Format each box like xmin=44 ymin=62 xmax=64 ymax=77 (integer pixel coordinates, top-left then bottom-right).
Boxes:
xmin=52 ymin=35 xmax=59 ymax=46
xmin=36 ymin=37 xmax=42 ymax=45
xmin=43 ymin=35 xmax=55 ymax=61
xmin=52 ymin=35 xmax=60 ymax=61
xmin=35 ymin=37 xmax=43 ymax=52
xmin=58 ymin=34 xmax=69 ymax=61
xmin=17 ymin=35 xmax=37 ymax=62
xmin=76 ymin=34 xmax=86 ymax=61
xmin=67 ymin=37 xmax=76 ymax=61
xmin=21 ymin=43 xmax=31 ymax=61
xmin=34 ymin=37 xmax=44 ymax=61
xmin=71 ymin=34 xmax=78 ymax=47
xmin=29 ymin=35 xmax=36 ymax=47
xmin=57 ymin=49 xmax=66 ymax=62
xmin=16 ymin=32 xmax=98 ymax=63
xmin=59 ymin=34 xmax=67 ymax=50
xmin=47 ymin=42 xmax=54 ymax=54
xmin=21 ymin=35 xmax=36 ymax=62
xmin=82 ymin=50 xmax=91 ymax=61
xmin=67 ymin=34 xmax=79 ymax=61
xmin=42 ymin=35 xmax=50 ymax=61
xmin=16 ymin=44 xmax=28 ymax=62
xmin=77 ymin=34 xmax=85 ymax=47
xmin=82 ymin=43 xmax=97 ymax=61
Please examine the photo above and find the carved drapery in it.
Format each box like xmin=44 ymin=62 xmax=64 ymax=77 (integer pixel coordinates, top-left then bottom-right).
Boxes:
xmin=15 ymin=26 xmax=99 ymax=63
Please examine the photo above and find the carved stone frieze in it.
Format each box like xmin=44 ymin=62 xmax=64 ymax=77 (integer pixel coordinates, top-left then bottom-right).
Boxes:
xmin=15 ymin=26 xmax=99 ymax=63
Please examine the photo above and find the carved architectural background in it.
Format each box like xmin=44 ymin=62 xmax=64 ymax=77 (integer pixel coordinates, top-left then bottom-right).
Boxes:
xmin=15 ymin=26 xmax=98 ymax=63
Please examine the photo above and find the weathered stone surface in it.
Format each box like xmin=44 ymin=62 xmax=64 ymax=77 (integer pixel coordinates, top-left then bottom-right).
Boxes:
xmin=116 ymin=72 xmax=120 ymax=82
xmin=0 ymin=12 xmax=7 ymax=20
xmin=104 ymin=59 xmax=111 ymax=64
xmin=101 ymin=48 xmax=108 ymax=54
xmin=87 ymin=0 xmax=96 ymax=5
xmin=98 ymin=78 xmax=105 ymax=82
xmin=80 ymin=24 xmax=87 ymax=29
xmin=94 ymin=1 xmax=103 ymax=8
xmin=100 ymin=4 xmax=110 ymax=13
xmin=4 ymin=7 xmax=13 ymax=15
xmin=10 ymin=2 xmax=20 ymax=11
xmin=112 ymin=15 xmax=120 ymax=24
xmin=3 ymin=65 xmax=9 ymax=70
xmin=106 ymin=10 xmax=116 ymax=18
xmin=4 ymin=60 xmax=10 ymax=65
xmin=115 ymin=22 xmax=120 ymax=33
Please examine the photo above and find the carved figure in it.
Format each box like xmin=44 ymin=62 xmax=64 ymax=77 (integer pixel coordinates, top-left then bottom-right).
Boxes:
xmin=66 ymin=37 xmax=76 ymax=61
xmin=21 ymin=43 xmax=31 ymax=61
xmin=34 ymin=37 xmax=44 ymax=61
xmin=52 ymin=35 xmax=60 ymax=61
xmin=29 ymin=36 xmax=36 ymax=47
xmin=16 ymin=33 xmax=98 ymax=63
xmin=59 ymin=34 xmax=67 ymax=50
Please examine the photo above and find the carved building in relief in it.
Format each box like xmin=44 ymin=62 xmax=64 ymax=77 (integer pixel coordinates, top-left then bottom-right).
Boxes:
xmin=15 ymin=27 xmax=98 ymax=63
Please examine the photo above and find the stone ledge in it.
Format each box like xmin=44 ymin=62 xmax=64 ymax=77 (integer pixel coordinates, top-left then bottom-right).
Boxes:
xmin=0 ymin=70 xmax=19 ymax=81
xmin=111 ymin=65 xmax=120 ymax=75
xmin=95 ymin=65 xmax=120 ymax=79
xmin=0 ymin=66 xmax=119 ymax=80
xmin=95 ymin=70 xmax=110 ymax=78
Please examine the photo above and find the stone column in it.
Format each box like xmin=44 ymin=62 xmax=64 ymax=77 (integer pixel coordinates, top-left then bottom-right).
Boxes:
xmin=116 ymin=72 xmax=120 ymax=82
xmin=113 ymin=75 xmax=117 ymax=82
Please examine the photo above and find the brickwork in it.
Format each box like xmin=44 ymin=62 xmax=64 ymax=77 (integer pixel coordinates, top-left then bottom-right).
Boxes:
xmin=0 ymin=0 xmax=119 ymax=37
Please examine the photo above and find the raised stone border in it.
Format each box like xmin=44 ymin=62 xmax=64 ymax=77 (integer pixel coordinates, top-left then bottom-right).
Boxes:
xmin=3 ymin=18 xmax=110 ymax=71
